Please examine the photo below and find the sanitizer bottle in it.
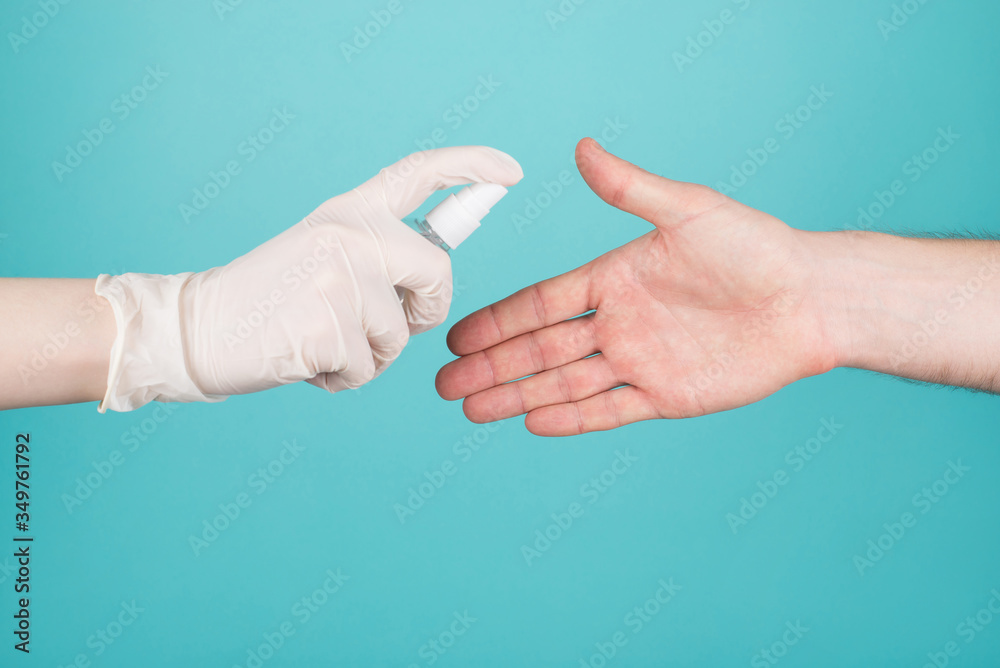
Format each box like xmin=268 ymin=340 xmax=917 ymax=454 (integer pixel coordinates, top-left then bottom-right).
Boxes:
xmin=395 ymin=182 xmax=508 ymax=303
xmin=411 ymin=182 xmax=509 ymax=251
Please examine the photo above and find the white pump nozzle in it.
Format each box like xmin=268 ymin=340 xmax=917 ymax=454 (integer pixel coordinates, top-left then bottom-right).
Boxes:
xmin=424 ymin=182 xmax=508 ymax=249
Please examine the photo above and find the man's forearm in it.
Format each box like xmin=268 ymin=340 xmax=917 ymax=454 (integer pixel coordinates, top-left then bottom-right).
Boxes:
xmin=0 ymin=279 xmax=115 ymax=409
xmin=808 ymin=230 xmax=1000 ymax=393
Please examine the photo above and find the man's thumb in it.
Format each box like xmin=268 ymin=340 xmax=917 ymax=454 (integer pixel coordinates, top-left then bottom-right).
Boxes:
xmin=575 ymin=137 xmax=723 ymax=228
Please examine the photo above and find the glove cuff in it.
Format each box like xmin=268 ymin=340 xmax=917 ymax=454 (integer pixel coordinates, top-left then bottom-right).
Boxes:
xmin=95 ymin=273 xmax=227 ymax=413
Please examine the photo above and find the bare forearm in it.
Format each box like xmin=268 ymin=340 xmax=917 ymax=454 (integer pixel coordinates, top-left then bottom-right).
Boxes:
xmin=0 ymin=279 xmax=115 ymax=409
xmin=808 ymin=231 xmax=1000 ymax=393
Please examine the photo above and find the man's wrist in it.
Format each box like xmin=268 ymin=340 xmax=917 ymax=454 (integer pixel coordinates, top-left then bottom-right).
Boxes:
xmin=801 ymin=229 xmax=1000 ymax=390
xmin=802 ymin=230 xmax=898 ymax=373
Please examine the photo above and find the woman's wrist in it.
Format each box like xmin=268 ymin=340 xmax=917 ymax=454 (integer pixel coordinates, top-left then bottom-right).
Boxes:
xmin=0 ymin=279 xmax=116 ymax=409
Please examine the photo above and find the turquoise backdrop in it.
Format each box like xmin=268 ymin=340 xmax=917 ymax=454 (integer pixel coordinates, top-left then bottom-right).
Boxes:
xmin=2 ymin=0 xmax=999 ymax=666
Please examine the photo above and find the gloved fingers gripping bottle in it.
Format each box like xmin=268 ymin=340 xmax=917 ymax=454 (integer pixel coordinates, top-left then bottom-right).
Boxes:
xmin=395 ymin=182 xmax=509 ymax=302
xmin=94 ymin=146 xmax=522 ymax=412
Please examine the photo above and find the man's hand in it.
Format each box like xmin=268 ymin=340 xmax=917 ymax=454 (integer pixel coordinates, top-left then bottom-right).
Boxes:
xmin=436 ymin=138 xmax=1000 ymax=436
xmin=436 ymin=138 xmax=838 ymax=436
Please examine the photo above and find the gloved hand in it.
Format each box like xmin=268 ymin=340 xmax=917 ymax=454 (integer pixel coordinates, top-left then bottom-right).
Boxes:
xmin=95 ymin=146 xmax=523 ymax=412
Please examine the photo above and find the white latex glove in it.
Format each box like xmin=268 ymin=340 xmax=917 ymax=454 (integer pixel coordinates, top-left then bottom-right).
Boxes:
xmin=95 ymin=146 xmax=523 ymax=413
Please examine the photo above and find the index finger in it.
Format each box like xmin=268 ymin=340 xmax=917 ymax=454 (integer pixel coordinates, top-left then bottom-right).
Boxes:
xmin=446 ymin=263 xmax=595 ymax=356
xmin=362 ymin=146 xmax=524 ymax=220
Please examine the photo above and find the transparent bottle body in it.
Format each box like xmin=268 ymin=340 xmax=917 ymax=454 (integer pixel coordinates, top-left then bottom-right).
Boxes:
xmin=414 ymin=218 xmax=452 ymax=252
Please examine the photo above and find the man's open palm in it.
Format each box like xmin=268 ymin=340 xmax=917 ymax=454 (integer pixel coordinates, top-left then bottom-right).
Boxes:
xmin=436 ymin=138 xmax=838 ymax=436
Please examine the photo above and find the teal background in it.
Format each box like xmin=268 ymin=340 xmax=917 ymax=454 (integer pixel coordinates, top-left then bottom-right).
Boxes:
xmin=2 ymin=0 xmax=999 ymax=666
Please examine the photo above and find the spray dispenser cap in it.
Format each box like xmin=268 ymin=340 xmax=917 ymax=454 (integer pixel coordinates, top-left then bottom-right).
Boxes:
xmin=424 ymin=182 xmax=508 ymax=249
